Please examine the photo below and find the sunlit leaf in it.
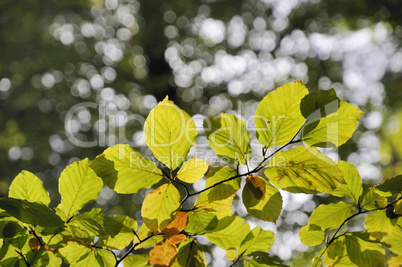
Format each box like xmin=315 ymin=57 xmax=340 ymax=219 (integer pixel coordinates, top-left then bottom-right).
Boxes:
xmin=205 ymin=216 xmax=250 ymax=250
xmin=302 ymin=101 xmax=363 ymax=147
xmin=395 ymin=199 xmax=402 ymax=215
xmin=203 ymin=166 xmax=240 ymax=202
xmin=323 ymin=237 xmax=354 ymax=266
xmin=8 ymin=171 xmax=50 ymax=206
xmin=239 ymin=227 xmax=275 ymax=256
xmin=99 ymin=214 xmax=137 ymax=250
xmin=133 ymin=223 xmax=164 ymax=249
xmin=91 ymin=144 xmax=163 ymax=194
xmin=172 ymin=238 xmax=206 ymax=267
xmin=360 ymin=187 xmax=387 ymax=210
xmin=195 ymin=192 xmax=234 ymax=214
xmin=204 ymin=113 xmax=251 ymax=165
xmin=58 ymin=240 xmax=91 ymax=265
xmin=67 ymin=208 xmax=105 ymax=238
xmin=164 ymin=212 xmax=188 ymax=239
xmin=328 ymin=160 xmax=363 ymax=202
xmin=365 ymin=210 xmax=398 ymax=241
xmin=299 ymin=224 xmax=325 ymax=246
xmin=28 ymin=250 xmax=61 ymax=267
xmin=123 ymin=254 xmax=149 ymax=267
xmin=142 ymin=183 xmax=181 ymax=233
xmin=345 ymin=234 xmax=384 ymax=267
xmin=388 ymin=255 xmax=402 ymax=267
xmin=264 ymin=145 xmax=344 ymax=194
xmin=176 ymin=158 xmax=210 ymax=183
xmin=58 ymin=158 xmax=103 ymax=221
xmin=244 ymin=252 xmax=286 ymax=267
xmin=375 ymin=175 xmax=402 ymax=197
xmin=308 ymin=202 xmax=355 ymax=231
xmin=0 ymin=198 xmax=63 ymax=228
xmin=0 ymin=218 xmax=26 ymax=239
xmin=226 ymin=249 xmax=237 ymax=260
xmin=242 ymin=176 xmax=282 ymax=222
xmin=383 ymin=225 xmax=402 ymax=255
xmin=300 ymin=88 xmax=339 ymax=118
xmin=150 ymin=239 xmax=178 ymax=267
xmin=185 ymin=209 xmax=219 ymax=234
xmin=144 ymin=96 xmax=197 ymax=170
xmin=255 ymin=80 xmax=308 ymax=148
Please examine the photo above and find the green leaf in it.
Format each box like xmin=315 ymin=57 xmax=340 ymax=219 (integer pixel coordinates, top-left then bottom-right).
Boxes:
xmin=308 ymin=202 xmax=355 ymax=230
xmin=91 ymin=144 xmax=163 ymax=194
xmin=172 ymin=238 xmax=206 ymax=267
xmin=202 ymin=166 xmax=240 ymax=202
xmin=383 ymin=225 xmax=402 ymax=255
xmin=8 ymin=171 xmax=50 ymax=206
xmin=0 ymin=218 xmax=26 ymax=239
xmin=360 ymin=187 xmax=387 ymax=210
xmin=204 ymin=113 xmax=251 ymax=165
xmin=239 ymin=227 xmax=275 ymax=256
xmin=244 ymin=252 xmax=287 ymax=267
xmin=299 ymin=224 xmax=325 ymax=246
xmin=176 ymin=158 xmax=210 ymax=183
xmin=67 ymin=208 xmax=106 ymax=239
xmin=375 ymin=175 xmax=402 ymax=197
xmin=185 ymin=209 xmax=218 ymax=234
xmin=255 ymin=80 xmax=308 ymax=148
xmin=195 ymin=193 xmax=234 ymax=214
xmin=144 ymin=96 xmax=197 ymax=170
xmin=0 ymin=198 xmax=63 ymax=228
xmin=142 ymin=183 xmax=181 ymax=233
xmin=99 ymin=214 xmax=137 ymax=250
xmin=27 ymin=250 xmax=61 ymax=267
xmin=133 ymin=223 xmax=164 ymax=249
xmin=365 ymin=210 xmax=399 ymax=241
xmin=328 ymin=160 xmax=363 ymax=202
xmin=0 ymin=242 xmax=22 ymax=265
xmin=345 ymin=234 xmax=385 ymax=267
xmin=388 ymin=255 xmax=402 ymax=266
xmin=57 ymin=158 xmax=103 ymax=221
xmin=264 ymin=145 xmax=345 ymax=194
xmin=302 ymin=101 xmax=363 ymax=147
xmin=205 ymin=216 xmax=250 ymax=250
xmin=123 ymin=254 xmax=149 ymax=267
xmin=242 ymin=176 xmax=282 ymax=222
xmin=300 ymin=88 xmax=339 ymax=118
xmin=323 ymin=236 xmax=354 ymax=266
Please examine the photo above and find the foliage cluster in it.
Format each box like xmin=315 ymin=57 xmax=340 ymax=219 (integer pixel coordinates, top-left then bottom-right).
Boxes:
xmin=1 ymin=81 xmax=402 ymax=266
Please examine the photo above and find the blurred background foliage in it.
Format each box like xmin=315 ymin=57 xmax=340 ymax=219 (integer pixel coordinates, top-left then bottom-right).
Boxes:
xmin=1 ymin=0 xmax=402 ymax=265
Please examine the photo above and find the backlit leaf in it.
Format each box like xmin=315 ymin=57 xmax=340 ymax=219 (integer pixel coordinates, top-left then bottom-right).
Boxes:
xmin=264 ymin=145 xmax=344 ymax=194
xmin=308 ymin=202 xmax=355 ymax=231
xmin=360 ymin=187 xmax=387 ymax=210
xmin=302 ymin=101 xmax=363 ymax=147
xmin=58 ymin=158 xmax=103 ymax=221
xmin=144 ymin=96 xmax=197 ymax=170
xmin=242 ymin=176 xmax=282 ymax=222
xmin=28 ymin=250 xmax=62 ymax=267
xmin=388 ymin=255 xmax=402 ymax=267
xmin=239 ymin=227 xmax=275 ymax=256
xmin=323 ymin=237 xmax=354 ymax=266
xmin=328 ymin=160 xmax=363 ymax=202
xmin=164 ymin=212 xmax=188 ymax=239
xmin=99 ymin=214 xmax=137 ymax=250
xmin=176 ymin=158 xmax=210 ymax=183
xmin=205 ymin=216 xmax=250 ymax=250
xmin=204 ymin=113 xmax=251 ymax=165
xmin=255 ymin=80 xmax=308 ymax=148
xmin=365 ymin=210 xmax=398 ymax=241
xmin=67 ymin=208 xmax=105 ymax=238
xmin=91 ymin=144 xmax=163 ymax=194
xmin=300 ymin=88 xmax=339 ymax=119
xmin=244 ymin=252 xmax=286 ymax=267
xmin=0 ymin=198 xmax=63 ymax=228
xmin=375 ymin=175 xmax=402 ymax=197
xmin=383 ymin=225 xmax=402 ymax=255
xmin=133 ymin=223 xmax=164 ymax=249
xmin=9 ymin=171 xmax=50 ymax=206
xmin=172 ymin=238 xmax=206 ymax=267
xmin=185 ymin=209 xmax=219 ymax=234
xmin=299 ymin=224 xmax=325 ymax=246
xmin=345 ymin=234 xmax=384 ymax=267
xmin=149 ymin=239 xmax=178 ymax=267
xmin=123 ymin=254 xmax=149 ymax=267
xmin=142 ymin=183 xmax=181 ymax=233
xmin=203 ymin=166 xmax=240 ymax=202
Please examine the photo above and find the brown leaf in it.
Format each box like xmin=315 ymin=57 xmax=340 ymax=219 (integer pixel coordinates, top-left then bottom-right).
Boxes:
xmin=149 ymin=239 xmax=178 ymax=267
xmin=164 ymin=211 xmax=188 ymax=239
xmin=29 ymin=238 xmax=41 ymax=250
xmin=168 ymin=234 xmax=187 ymax=244
xmin=246 ymin=175 xmax=266 ymax=200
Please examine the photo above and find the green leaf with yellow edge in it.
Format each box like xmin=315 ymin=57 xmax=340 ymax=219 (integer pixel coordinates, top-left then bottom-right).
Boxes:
xmin=383 ymin=225 xmax=402 ymax=255
xmin=0 ymin=198 xmax=63 ymax=228
xmin=264 ymin=145 xmax=345 ymax=194
xmin=328 ymin=160 xmax=363 ymax=202
xmin=299 ymin=224 xmax=325 ymax=246
xmin=8 ymin=171 xmax=50 ymax=206
xmin=123 ymin=254 xmax=149 ymax=267
xmin=185 ymin=209 xmax=218 ymax=234
xmin=239 ymin=227 xmax=275 ymax=256
xmin=365 ymin=210 xmax=399 ymax=241
xmin=308 ymin=202 xmax=355 ymax=231
xmin=144 ymin=96 xmax=197 ymax=170
xmin=345 ymin=234 xmax=385 ymax=267
xmin=172 ymin=238 xmax=206 ymax=267
xmin=176 ymin=158 xmax=210 ymax=183
xmin=360 ymin=187 xmax=387 ymax=210
xmin=375 ymin=175 xmax=402 ymax=197
xmin=242 ymin=176 xmax=282 ymax=222
xmin=205 ymin=216 xmax=250 ymax=250
xmin=388 ymin=255 xmax=402 ymax=267
xmin=142 ymin=183 xmax=181 ymax=233
xmin=91 ymin=144 xmax=163 ymax=194
xmin=204 ymin=113 xmax=251 ymax=165
xmin=201 ymin=166 xmax=240 ymax=202
xmin=302 ymin=101 xmax=364 ymax=147
xmin=255 ymin=80 xmax=308 ymax=148
xmin=57 ymin=158 xmax=103 ymax=221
